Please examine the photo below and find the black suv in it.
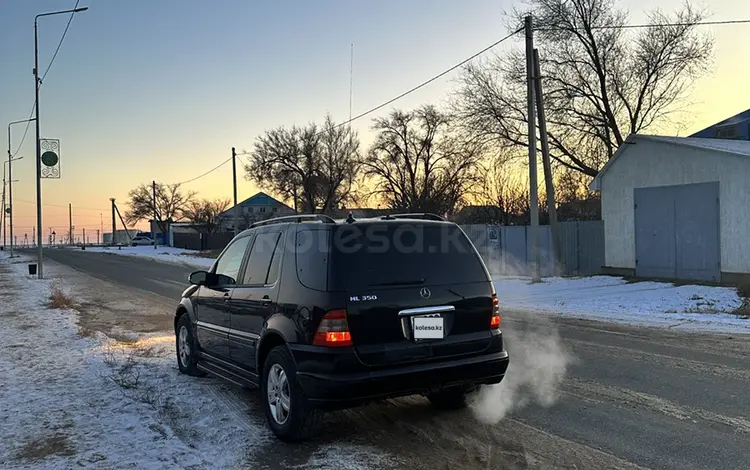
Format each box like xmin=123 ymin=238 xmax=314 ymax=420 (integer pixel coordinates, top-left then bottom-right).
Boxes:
xmin=174 ymin=213 xmax=510 ymax=441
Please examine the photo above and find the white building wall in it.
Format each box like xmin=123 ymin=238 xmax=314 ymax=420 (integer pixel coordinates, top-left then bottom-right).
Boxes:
xmin=600 ymin=140 xmax=750 ymax=273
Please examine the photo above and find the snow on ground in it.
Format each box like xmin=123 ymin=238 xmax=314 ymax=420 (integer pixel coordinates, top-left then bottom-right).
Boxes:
xmin=0 ymin=253 xmax=395 ymax=469
xmin=0 ymin=254 xmax=259 ymax=469
xmin=80 ymin=245 xmax=215 ymax=269
xmin=494 ymin=275 xmax=750 ymax=334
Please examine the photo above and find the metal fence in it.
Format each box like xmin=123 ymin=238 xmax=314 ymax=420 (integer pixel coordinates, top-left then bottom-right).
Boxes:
xmin=172 ymin=232 xmax=234 ymax=251
xmin=461 ymin=221 xmax=604 ymax=277
xmin=166 ymin=222 xmax=604 ymax=278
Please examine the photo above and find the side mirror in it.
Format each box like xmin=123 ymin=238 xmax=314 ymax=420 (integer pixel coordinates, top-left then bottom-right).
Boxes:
xmin=188 ymin=270 xmax=210 ymax=286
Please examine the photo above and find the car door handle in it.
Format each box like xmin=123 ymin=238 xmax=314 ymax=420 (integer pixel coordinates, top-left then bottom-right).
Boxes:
xmin=260 ymin=295 xmax=271 ymax=304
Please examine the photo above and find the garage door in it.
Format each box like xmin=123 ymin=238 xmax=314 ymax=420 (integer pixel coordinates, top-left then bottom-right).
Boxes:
xmin=634 ymin=182 xmax=720 ymax=282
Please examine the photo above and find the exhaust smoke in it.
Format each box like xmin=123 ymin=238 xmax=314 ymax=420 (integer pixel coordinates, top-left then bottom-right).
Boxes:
xmin=469 ymin=316 xmax=574 ymax=424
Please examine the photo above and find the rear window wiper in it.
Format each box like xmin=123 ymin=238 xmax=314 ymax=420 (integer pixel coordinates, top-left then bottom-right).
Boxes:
xmin=369 ymin=278 xmax=426 ymax=287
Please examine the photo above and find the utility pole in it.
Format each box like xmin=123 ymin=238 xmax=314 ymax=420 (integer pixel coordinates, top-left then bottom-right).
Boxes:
xmin=110 ymin=198 xmax=116 ymax=246
xmin=34 ymin=16 xmax=43 ymax=276
xmin=232 ymin=147 xmax=239 ymax=237
xmin=68 ymin=203 xmax=73 ymax=245
xmin=96 ymin=229 xmax=100 ymax=245
xmin=533 ymin=48 xmax=561 ymax=275
xmin=82 ymin=228 xmax=86 ymax=246
xmin=100 ymin=213 xmax=103 ymax=243
xmin=525 ymin=15 xmax=540 ymax=283
xmin=152 ymin=180 xmax=158 ymax=249
xmin=32 ymin=227 xmax=35 ymax=247
xmin=1 ymin=167 xmax=5 ymax=250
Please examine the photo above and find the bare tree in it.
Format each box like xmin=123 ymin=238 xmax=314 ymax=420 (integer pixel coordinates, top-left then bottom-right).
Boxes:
xmin=125 ymin=183 xmax=196 ymax=234
xmin=454 ymin=0 xmax=713 ymax=177
xmin=366 ymin=105 xmax=483 ymax=215
xmin=555 ymin=165 xmax=591 ymax=204
xmin=555 ymin=165 xmax=601 ymax=220
xmin=245 ymin=114 xmax=362 ymax=214
xmin=475 ymin=158 xmax=532 ymax=224
xmin=183 ymin=198 xmax=231 ymax=234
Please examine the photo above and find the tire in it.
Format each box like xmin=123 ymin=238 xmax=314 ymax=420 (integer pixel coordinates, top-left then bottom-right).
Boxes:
xmin=261 ymin=345 xmax=321 ymax=442
xmin=176 ymin=314 xmax=205 ymax=377
xmin=428 ymin=387 xmax=468 ymax=410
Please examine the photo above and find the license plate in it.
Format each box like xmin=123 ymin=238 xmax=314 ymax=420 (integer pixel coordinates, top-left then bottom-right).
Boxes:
xmin=412 ymin=316 xmax=444 ymax=340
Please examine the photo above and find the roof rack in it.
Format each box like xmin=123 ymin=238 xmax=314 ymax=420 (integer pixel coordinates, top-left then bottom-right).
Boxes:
xmin=249 ymin=214 xmax=336 ymax=229
xmin=381 ymin=213 xmax=446 ymax=221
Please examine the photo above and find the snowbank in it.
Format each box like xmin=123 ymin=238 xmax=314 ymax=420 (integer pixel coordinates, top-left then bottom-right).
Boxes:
xmin=494 ymin=275 xmax=750 ymax=334
xmin=83 ymin=245 xmax=215 ymax=269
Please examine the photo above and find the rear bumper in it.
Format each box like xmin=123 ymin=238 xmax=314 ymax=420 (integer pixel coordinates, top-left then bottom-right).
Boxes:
xmin=293 ymin=348 xmax=509 ymax=409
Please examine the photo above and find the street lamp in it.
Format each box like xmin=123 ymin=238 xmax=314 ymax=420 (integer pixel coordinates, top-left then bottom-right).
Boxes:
xmin=7 ymin=119 xmax=34 ymax=258
xmin=33 ymin=6 xmax=88 ymax=278
xmin=3 ymin=156 xmax=25 ymax=256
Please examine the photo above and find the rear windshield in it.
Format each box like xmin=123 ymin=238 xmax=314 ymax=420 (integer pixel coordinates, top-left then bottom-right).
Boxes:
xmin=327 ymin=223 xmax=488 ymax=290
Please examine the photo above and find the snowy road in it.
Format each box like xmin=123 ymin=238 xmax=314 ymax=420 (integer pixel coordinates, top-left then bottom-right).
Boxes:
xmin=6 ymin=248 xmax=750 ymax=469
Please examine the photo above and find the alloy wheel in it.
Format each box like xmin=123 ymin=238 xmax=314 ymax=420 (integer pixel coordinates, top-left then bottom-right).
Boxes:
xmin=267 ymin=363 xmax=291 ymax=425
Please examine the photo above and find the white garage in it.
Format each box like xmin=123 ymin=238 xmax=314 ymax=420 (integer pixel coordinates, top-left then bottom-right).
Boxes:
xmin=590 ymin=134 xmax=750 ymax=284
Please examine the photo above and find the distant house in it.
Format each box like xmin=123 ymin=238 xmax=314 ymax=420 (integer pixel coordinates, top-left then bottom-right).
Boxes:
xmin=690 ymin=108 xmax=750 ymax=141
xmin=219 ymin=192 xmax=295 ymax=231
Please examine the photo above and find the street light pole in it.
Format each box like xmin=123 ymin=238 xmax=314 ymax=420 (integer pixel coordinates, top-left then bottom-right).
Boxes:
xmin=7 ymin=119 xmax=33 ymax=258
xmin=2 ymin=165 xmax=6 ymax=249
xmin=232 ymin=147 xmax=238 ymax=237
xmin=33 ymin=6 xmax=88 ymax=278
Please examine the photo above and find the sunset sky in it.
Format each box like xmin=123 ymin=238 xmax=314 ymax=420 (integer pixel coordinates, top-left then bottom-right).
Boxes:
xmin=1 ymin=0 xmax=749 ymax=240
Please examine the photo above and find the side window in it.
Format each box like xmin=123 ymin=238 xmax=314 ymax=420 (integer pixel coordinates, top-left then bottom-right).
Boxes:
xmin=295 ymin=228 xmax=330 ymax=291
xmin=242 ymin=232 xmax=281 ymax=286
xmin=214 ymin=235 xmax=252 ymax=285
xmin=265 ymin=233 xmax=284 ymax=285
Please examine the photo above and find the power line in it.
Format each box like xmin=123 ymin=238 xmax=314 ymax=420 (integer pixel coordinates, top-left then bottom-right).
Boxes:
xmin=538 ymin=18 xmax=750 ymax=31
xmin=10 ymin=103 xmax=35 ymax=158
xmin=10 ymin=0 xmax=82 ymax=158
xmin=41 ymin=0 xmax=81 ymax=83
xmin=320 ymin=27 xmax=524 ymax=137
xmin=14 ymin=198 xmax=107 ymax=211
xmin=302 ymin=17 xmax=748 ymax=140
xmin=171 ymin=29 xmax=522 ymax=188
xmin=172 ymin=156 xmax=234 ymax=185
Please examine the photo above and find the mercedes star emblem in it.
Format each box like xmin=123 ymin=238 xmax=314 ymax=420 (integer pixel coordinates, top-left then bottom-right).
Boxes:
xmin=419 ymin=287 xmax=431 ymax=299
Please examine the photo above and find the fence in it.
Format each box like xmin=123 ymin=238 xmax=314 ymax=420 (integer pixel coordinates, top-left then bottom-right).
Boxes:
xmin=166 ymin=221 xmax=605 ymax=278
xmin=461 ymin=221 xmax=604 ymax=277
xmin=172 ymin=232 xmax=234 ymax=252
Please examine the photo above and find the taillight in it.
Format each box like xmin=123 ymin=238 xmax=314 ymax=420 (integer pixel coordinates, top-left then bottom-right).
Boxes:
xmin=313 ymin=309 xmax=353 ymax=347
xmin=490 ymin=294 xmax=501 ymax=329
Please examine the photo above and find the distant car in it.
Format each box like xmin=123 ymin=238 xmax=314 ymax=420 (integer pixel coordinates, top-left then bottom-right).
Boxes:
xmin=173 ymin=213 xmax=510 ymax=442
xmin=130 ymin=236 xmax=154 ymax=246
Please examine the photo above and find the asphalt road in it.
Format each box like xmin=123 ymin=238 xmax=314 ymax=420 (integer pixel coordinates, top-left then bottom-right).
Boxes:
xmin=35 ymin=248 xmax=750 ymax=469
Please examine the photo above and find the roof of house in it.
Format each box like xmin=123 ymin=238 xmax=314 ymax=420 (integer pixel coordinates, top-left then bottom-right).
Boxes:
xmin=690 ymin=108 xmax=750 ymax=137
xmin=219 ymin=192 xmax=294 ymax=216
xmin=589 ymin=134 xmax=750 ymax=191
xmin=238 ymin=192 xmax=292 ymax=208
